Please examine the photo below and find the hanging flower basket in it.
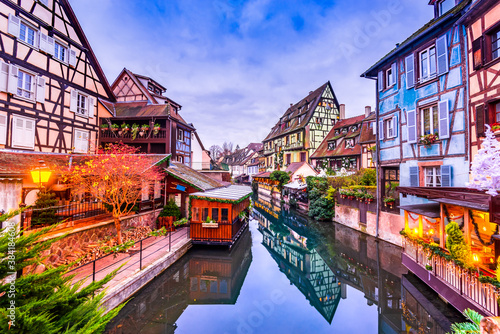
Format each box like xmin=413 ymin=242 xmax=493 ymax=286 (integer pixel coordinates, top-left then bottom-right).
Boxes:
xmin=492 ymin=123 xmax=500 ymax=132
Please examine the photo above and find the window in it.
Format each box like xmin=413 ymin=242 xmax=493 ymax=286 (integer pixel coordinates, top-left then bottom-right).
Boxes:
xmin=495 ymin=102 xmax=500 ymax=123
xmin=327 ymin=141 xmax=336 ymax=150
xmin=0 ymin=114 xmax=5 ymax=145
xmin=202 ymin=208 xmax=209 ymax=221
xmin=17 ymin=70 xmax=35 ymax=100
xmin=300 ymin=152 xmax=306 ymax=162
xmin=378 ymin=63 xmax=396 ymax=91
xmin=425 ymin=167 xmax=441 ymax=187
xmin=286 ymin=154 xmax=291 ymax=165
xmin=54 ymin=42 xmax=67 ymax=62
xmin=419 ymin=45 xmax=437 ymax=82
xmin=193 ymin=208 xmax=200 ymax=221
xmin=421 ymin=105 xmax=439 ymax=135
xmin=177 ymin=128 xmax=184 ymax=142
xmin=472 ymin=38 xmax=483 ymax=70
xmin=177 ymin=155 xmax=184 ymax=163
xmin=212 ymin=208 xmax=219 ymax=222
xmin=385 ymin=117 xmax=396 ymax=138
xmin=492 ymin=29 xmax=500 ymax=61
xmin=19 ymin=22 xmax=36 ymax=47
xmin=70 ymin=90 xmax=94 ymax=117
xmin=438 ymin=0 xmax=455 ymax=16
xmin=77 ymin=93 xmax=87 ymax=116
xmin=73 ymin=129 xmax=89 ymax=153
xmin=345 ymin=138 xmax=355 ymax=149
xmin=12 ymin=115 xmax=35 ymax=149
xmin=386 ymin=67 xmax=394 ymax=87
xmin=316 ymin=117 xmax=322 ymax=124
xmin=297 ymin=133 xmax=301 ymax=142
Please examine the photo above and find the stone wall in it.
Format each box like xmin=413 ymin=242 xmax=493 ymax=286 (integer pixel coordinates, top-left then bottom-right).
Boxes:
xmin=37 ymin=210 xmax=161 ymax=269
xmin=334 ymin=203 xmax=404 ymax=246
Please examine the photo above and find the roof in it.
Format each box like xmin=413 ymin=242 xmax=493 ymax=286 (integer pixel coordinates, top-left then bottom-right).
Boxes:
xmin=398 ymin=203 xmax=441 ymax=218
xmin=263 ymin=82 xmax=337 ymax=142
xmin=359 ymin=112 xmax=376 ymax=144
xmin=310 ymin=114 xmax=366 ymax=159
xmin=166 ymin=161 xmax=223 ymax=191
xmin=110 ymin=101 xmax=193 ymax=129
xmin=284 ymin=180 xmax=307 ymax=190
xmin=253 ymin=172 xmax=271 ymax=178
xmin=61 ymin=1 xmax=115 ymax=101
xmin=285 ymin=162 xmax=317 ymax=175
xmin=247 ymin=143 xmax=263 ymax=152
xmin=0 ymin=150 xmax=169 ymax=176
xmin=361 ymin=0 xmax=471 ymax=77
xmin=432 ymin=198 xmax=489 ymax=212
xmin=221 ymin=144 xmax=261 ymax=166
xmin=190 ymin=185 xmax=253 ymax=202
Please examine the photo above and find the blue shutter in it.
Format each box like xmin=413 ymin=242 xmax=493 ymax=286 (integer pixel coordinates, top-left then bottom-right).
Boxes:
xmin=405 ymin=54 xmax=415 ymax=89
xmin=409 ymin=166 xmax=419 ymax=187
xmin=436 ymin=35 xmax=449 ymax=76
xmin=441 ymin=165 xmax=452 ymax=187
xmin=438 ymin=100 xmax=450 ymax=139
xmin=378 ymin=71 xmax=383 ymax=91
xmin=379 ymin=120 xmax=384 ymax=140
xmin=407 ymin=110 xmax=417 ymax=143
xmin=393 ymin=114 xmax=398 ymax=138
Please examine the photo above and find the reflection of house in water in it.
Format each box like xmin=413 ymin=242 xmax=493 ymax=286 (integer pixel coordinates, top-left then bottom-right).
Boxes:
xmin=254 ymin=205 xmax=342 ymax=324
xmin=105 ymin=229 xmax=252 ymax=334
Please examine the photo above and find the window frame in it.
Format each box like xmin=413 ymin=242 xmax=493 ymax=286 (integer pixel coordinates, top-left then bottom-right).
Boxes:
xmin=438 ymin=0 xmax=454 ymax=17
xmin=11 ymin=115 xmax=35 ymax=149
xmin=386 ymin=67 xmax=394 ymax=87
xmin=424 ymin=166 xmax=442 ymax=187
xmin=73 ymin=128 xmax=89 ymax=154
xmin=54 ymin=40 xmax=68 ymax=63
xmin=16 ymin=69 xmax=35 ymax=101
xmin=418 ymin=44 xmax=437 ymax=83
xmin=327 ymin=141 xmax=336 ymax=151
xmin=177 ymin=128 xmax=184 ymax=142
xmin=420 ymin=104 xmax=439 ymax=136
xmin=177 ymin=155 xmax=184 ymax=163
xmin=19 ymin=20 xmax=37 ymax=47
xmin=76 ymin=92 xmax=89 ymax=117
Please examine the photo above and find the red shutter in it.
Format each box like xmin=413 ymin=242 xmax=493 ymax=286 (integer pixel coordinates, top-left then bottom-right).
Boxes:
xmin=476 ymin=104 xmax=485 ymax=138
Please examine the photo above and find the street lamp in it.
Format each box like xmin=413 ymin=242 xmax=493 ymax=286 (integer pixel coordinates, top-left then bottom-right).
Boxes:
xmin=30 ymin=160 xmax=52 ymax=187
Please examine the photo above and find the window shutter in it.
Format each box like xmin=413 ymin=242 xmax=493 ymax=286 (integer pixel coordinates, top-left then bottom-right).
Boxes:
xmin=0 ymin=62 xmax=9 ymax=92
xmin=441 ymin=165 xmax=452 ymax=187
xmin=472 ymin=37 xmax=483 ymax=69
xmin=70 ymin=89 xmax=77 ymax=112
xmin=36 ymin=76 xmax=45 ymax=103
xmin=392 ymin=115 xmax=398 ymax=138
xmin=12 ymin=117 xmax=24 ymax=147
xmin=68 ymin=49 xmax=77 ymax=67
xmin=81 ymin=131 xmax=89 ymax=153
xmin=409 ymin=166 xmax=419 ymax=187
xmin=7 ymin=64 xmax=19 ymax=95
xmin=378 ymin=71 xmax=383 ymax=91
xmin=391 ymin=62 xmax=397 ymax=86
xmin=436 ymin=35 xmax=449 ymax=76
xmin=438 ymin=100 xmax=450 ymax=139
xmin=88 ymin=96 xmax=95 ymax=118
xmin=38 ymin=32 xmax=54 ymax=55
xmin=24 ymin=118 xmax=35 ymax=148
xmin=405 ymin=54 xmax=415 ymax=89
xmin=476 ymin=104 xmax=485 ymax=138
xmin=8 ymin=14 xmax=20 ymax=38
xmin=379 ymin=120 xmax=384 ymax=140
xmin=0 ymin=114 xmax=6 ymax=145
xmin=407 ymin=110 xmax=417 ymax=143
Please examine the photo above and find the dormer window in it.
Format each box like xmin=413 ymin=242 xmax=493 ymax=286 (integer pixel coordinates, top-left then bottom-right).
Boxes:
xmin=342 ymin=128 xmax=347 ymax=133
xmin=327 ymin=141 xmax=336 ymax=151
xmin=438 ymin=0 xmax=455 ymax=17
xmin=334 ymin=130 xmax=339 ymax=135
xmin=345 ymin=138 xmax=355 ymax=149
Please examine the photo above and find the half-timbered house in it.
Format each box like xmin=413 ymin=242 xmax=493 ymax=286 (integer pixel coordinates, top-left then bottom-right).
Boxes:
xmin=262 ymin=82 xmax=342 ymax=171
xmin=361 ymin=0 xmax=471 ymax=210
xmin=99 ymin=68 xmax=194 ymax=165
xmin=462 ymin=0 xmax=500 ymax=160
xmin=0 ymin=0 xmax=115 ymax=154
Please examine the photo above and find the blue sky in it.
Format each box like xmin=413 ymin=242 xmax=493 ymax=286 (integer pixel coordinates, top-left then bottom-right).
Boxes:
xmin=71 ymin=0 xmax=433 ymax=149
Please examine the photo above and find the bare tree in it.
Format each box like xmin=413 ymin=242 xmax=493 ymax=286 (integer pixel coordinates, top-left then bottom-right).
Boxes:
xmin=222 ymin=142 xmax=234 ymax=155
xmin=209 ymin=145 xmax=222 ymax=159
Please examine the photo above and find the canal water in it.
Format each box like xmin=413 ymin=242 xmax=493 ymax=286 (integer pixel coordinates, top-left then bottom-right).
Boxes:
xmin=106 ymin=196 xmax=463 ymax=334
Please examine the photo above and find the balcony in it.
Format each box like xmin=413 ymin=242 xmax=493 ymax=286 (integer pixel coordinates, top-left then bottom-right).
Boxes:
xmin=283 ymin=141 xmax=304 ymax=150
xmin=402 ymin=239 xmax=500 ymax=316
xmin=100 ymin=128 xmax=167 ymax=143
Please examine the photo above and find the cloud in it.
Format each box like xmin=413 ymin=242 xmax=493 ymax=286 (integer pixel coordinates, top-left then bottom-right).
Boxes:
xmin=70 ymin=0 xmax=432 ymax=148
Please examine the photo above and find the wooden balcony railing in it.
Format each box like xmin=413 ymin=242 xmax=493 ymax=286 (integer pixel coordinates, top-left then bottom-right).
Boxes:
xmin=100 ymin=129 xmax=167 ymax=141
xmin=404 ymin=240 xmax=500 ymax=316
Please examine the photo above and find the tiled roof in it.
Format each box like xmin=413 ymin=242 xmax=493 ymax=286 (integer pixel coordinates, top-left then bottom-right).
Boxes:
xmin=111 ymin=102 xmax=192 ymax=128
xmin=285 ymin=162 xmax=317 ymax=175
xmin=247 ymin=143 xmax=263 ymax=152
xmin=263 ymin=82 xmax=332 ymax=142
xmin=166 ymin=161 xmax=223 ymax=191
xmin=359 ymin=113 xmax=376 ymax=144
xmin=253 ymin=172 xmax=271 ymax=178
xmin=362 ymin=0 xmax=471 ymax=77
xmin=190 ymin=185 xmax=252 ymax=202
xmin=310 ymin=114 xmax=366 ymax=159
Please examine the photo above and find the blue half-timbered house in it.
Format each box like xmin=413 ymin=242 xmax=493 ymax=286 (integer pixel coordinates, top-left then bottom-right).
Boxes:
xmin=361 ymin=0 xmax=471 ymax=209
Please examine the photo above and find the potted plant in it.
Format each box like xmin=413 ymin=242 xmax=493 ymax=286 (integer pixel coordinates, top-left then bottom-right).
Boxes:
xmin=202 ymin=216 xmax=218 ymax=228
xmin=384 ymin=196 xmax=396 ymax=208
xmin=120 ymin=123 xmax=130 ymax=135
xmin=131 ymin=123 xmax=140 ymax=140
xmin=365 ymin=194 xmax=374 ymax=204
xmin=174 ymin=217 xmax=188 ymax=228
xmin=492 ymin=123 xmax=500 ymax=132
xmin=141 ymin=124 xmax=150 ymax=132
xmin=100 ymin=123 xmax=108 ymax=131
xmin=347 ymin=190 xmax=356 ymax=201
xmin=355 ymin=192 xmax=365 ymax=202
xmin=419 ymin=133 xmax=439 ymax=148
xmin=111 ymin=123 xmax=119 ymax=132
xmin=153 ymin=123 xmax=161 ymax=135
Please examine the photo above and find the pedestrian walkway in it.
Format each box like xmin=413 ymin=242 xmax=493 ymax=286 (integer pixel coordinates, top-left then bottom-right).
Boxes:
xmin=68 ymin=227 xmax=192 ymax=310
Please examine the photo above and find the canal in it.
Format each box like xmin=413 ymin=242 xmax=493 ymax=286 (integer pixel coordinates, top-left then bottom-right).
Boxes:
xmin=106 ymin=197 xmax=464 ymax=334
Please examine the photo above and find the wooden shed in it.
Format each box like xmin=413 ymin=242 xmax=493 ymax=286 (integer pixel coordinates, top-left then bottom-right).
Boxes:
xmin=189 ymin=185 xmax=252 ymax=247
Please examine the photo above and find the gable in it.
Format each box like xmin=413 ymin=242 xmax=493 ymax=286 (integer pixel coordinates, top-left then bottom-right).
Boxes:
xmin=0 ymin=0 xmax=114 ymax=100
xmin=112 ymin=71 xmax=149 ymax=102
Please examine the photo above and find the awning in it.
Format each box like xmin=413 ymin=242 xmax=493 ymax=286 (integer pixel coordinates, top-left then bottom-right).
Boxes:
xmin=398 ymin=203 xmax=441 ymax=218
xmin=190 ymin=185 xmax=252 ymax=202
xmin=284 ymin=181 xmax=307 ymax=190
xmin=431 ymin=198 xmax=489 ymax=212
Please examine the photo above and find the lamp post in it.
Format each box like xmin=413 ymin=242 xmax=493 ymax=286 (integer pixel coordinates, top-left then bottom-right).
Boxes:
xmin=20 ymin=160 xmax=52 ymax=229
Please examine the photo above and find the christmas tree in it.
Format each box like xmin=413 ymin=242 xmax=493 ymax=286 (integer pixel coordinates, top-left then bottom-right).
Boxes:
xmin=0 ymin=209 xmax=123 ymax=333
xmin=467 ymin=125 xmax=500 ymax=195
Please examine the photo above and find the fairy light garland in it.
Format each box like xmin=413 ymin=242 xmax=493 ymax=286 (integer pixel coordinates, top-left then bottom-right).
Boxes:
xmin=469 ymin=209 xmax=499 ymax=246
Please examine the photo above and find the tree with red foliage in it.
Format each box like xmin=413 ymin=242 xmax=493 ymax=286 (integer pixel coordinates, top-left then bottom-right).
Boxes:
xmin=62 ymin=143 xmax=163 ymax=244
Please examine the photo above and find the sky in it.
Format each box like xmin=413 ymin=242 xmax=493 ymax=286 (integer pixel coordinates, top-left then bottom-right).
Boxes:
xmin=70 ymin=0 xmax=434 ymax=149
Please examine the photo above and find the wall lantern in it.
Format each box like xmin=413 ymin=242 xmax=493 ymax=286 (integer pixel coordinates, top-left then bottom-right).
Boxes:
xmin=31 ymin=160 xmax=52 ymax=185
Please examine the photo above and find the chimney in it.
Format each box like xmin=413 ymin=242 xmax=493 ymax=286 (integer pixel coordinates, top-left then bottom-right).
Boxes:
xmin=365 ymin=106 xmax=371 ymax=118
xmin=339 ymin=104 xmax=345 ymax=120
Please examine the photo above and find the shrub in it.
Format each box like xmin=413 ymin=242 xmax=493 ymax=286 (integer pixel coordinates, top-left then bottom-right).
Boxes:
xmin=359 ymin=168 xmax=377 ymax=186
xmin=308 ymin=196 xmax=335 ymax=221
xmin=159 ymin=199 xmax=181 ymax=220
